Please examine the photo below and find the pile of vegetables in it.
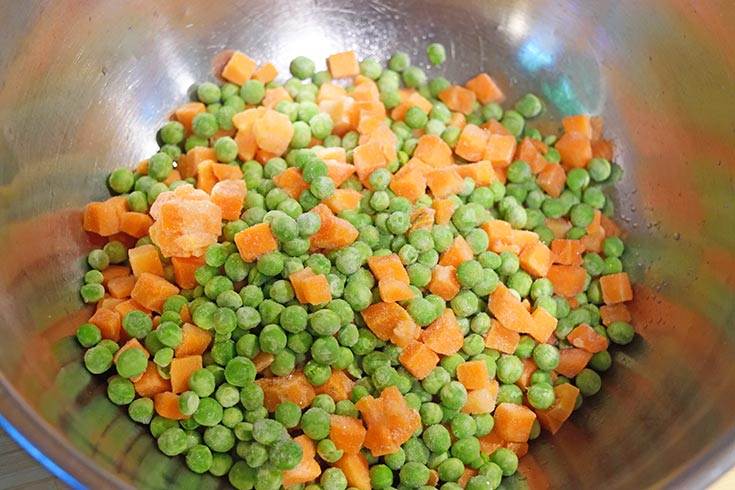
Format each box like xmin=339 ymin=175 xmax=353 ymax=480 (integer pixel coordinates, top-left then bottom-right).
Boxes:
xmin=77 ymin=43 xmax=635 ymax=490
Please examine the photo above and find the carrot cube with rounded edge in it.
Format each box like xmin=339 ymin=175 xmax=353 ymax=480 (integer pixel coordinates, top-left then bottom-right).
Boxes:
xmin=547 ymin=264 xmax=587 ymax=297
xmin=551 ymin=239 xmax=585 ymax=266
xmin=83 ymin=196 xmax=128 ymax=237
xmin=324 ymin=189 xmax=363 ymax=214
xmin=253 ymin=109 xmax=294 ymax=156
xmin=535 ymin=383 xmax=580 ymax=434
xmin=130 ymin=272 xmax=180 ymax=314
xmin=600 ymin=303 xmax=632 ymax=326
xmin=568 ymin=323 xmax=609 ymax=353
xmin=465 ymin=73 xmax=504 ymax=104
xmin=325 ymin=160 xmax=356 ymax=188
xmin=327 ymin=50 xmax=360 ymax=79
xmin=361 ymin=302 xmax=413 ymax=342
xmin=273 ymin=167 xmax=309 ymax=200
xmin=335 ymin=453 xmax=371 ymax=490
xmin=171 ymin=255 xmax=205 ymax=290
xmin=353 ymin=141 xmax=388 ymax=185
xmin=175 ymin=102 xmax=206 ymax=133
xmin=528 ymin=307 xmax=558 ymax=344
xmin=175 ymin=323 xmax=212 ymax=357
xmin=399 ymin=341 xmax=440 ymax=380
xmin=456 ymin=161 xmax=497 ymax=186
xmin=433 ymin=199 xmax=457 ymax=225
xmin=556 ymin=348 xmax=593 ymax=377
xmin=257 ymin=372 xmax=316 ymax=411
xmin=457 ymin=360 xmax=491 ymax=390
xmin=562 ymin=114 xmax=593 ymax=139
xmin=119 ymin=212 xmax=154 ymax=238
xmin=600 ymin=272 xmax=633 ymax=304
xmin=128 ymin=244 xmax=164 ymax=278
xmin=519 ymin=241 xmax=553 ymax=278
xmin=494 ymin=403 xmax=537 ymax=443
xmin=366 ymin=253 xmax=409 ymax=284
xmin=455 ymin=124 xmax=490 ymax=162
xmin=537 ymin=162 xmax=566 ymax=198
xmin=289 ymin=267 xmax=316 ymax=304
xmin=421 ymin=308 xmax=465 ymax=355
xmin=484 ymin=134 xmax=517 ymax=167
xmin=169 ymin=355 xmax=203 ymax=394
xmin=314 ymin=370 xmax=355 ymax=402
xmin=210 ymin=179 xmax=247 ymax=221
xmin=211 ymin=163 xmax=243 ymax=182
xmin=426 ymin=167 xmax=465 ymax=199
xmin=252 ymin=62 xmax=278 ymax=84
xmin=428 ymin=265 xmax=461 ymax=301
xmin=221 ymin=51 xmax=257 ymax=85
xmin=302 ymin=274 xmax=332 ymax=305
xmin=438 ymin=85 xmax=477 ymax=115
xmin=308 ymin=204 xmax=359 ymax=251
xmin=484 ymin=319 xmax=521 ymax=354
xmin=378 ymin=279 xmax=415 ymax=302
xmin=153 ymin=392 xmax=188 ymax=420
xmin=556 ymin=131 xmax=593 ymax=168
xmin=330 ymin=415 xmax=367 ymax=455
xmin=88 ymin=307 xmax=121 ymax=342
xmin=462 ymin=385 xmax=497 ymax=414
xmin=234 ymin=222 xmax=278 ymax=262
xmin=107 ymin=275 xmax=136 ymax=299
xmin=439 ymin=235 xmax=475 ymax=268
xmin=413 ymin=135 xmax=454 ymax=168
xmin=489 ymin=283 xmax=535 ymax=334
xmin=282 ymin=436 xmax=321 ymax=487
xmin=134 ymin=362 xmax=171 ymax=397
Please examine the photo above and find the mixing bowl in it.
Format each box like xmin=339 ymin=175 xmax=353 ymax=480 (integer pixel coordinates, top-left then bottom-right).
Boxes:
xmin=1 ymin=0 xmax=734 ymax=488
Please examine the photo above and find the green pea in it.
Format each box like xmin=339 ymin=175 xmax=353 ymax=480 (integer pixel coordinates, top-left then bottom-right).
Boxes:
xmin=115 ymin=347 xmax=147 ymax=379
xmin=107 ymin=375 xmax=135 ymax=405
xmin=527 ymin=382 xmax=556 ymax=410
xmin=290 ymin=56 xmax=315 ymax=80
xmin=575 ymin=368 xmax=602 ymax=396
xmin=301 ymin=407 xmax=330 ymax=440
xmin=533 ymin=343 xmax=560 ymax=371
xmin=608 ymin=321 xmax=635 ymax=345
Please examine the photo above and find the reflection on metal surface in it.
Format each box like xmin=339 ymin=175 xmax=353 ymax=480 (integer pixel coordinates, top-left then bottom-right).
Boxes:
xmin=0 ymin=1 xmax=734 ymax=489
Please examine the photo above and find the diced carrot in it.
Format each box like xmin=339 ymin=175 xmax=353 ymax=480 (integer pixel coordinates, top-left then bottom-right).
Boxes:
xmin=562 ymin=114 xmax=592 ymax=139
xmin=489 ymin=283 xmax=535 ymax=333
xmin=457 ymin=468 xmax=479 ymax=488
xmin=234 ymin=222 xmax=278 ymax=262
xmin=519 ymin=241 xmax=553 ymax=278
xmin=378 ymin=279 xmax=415 ymax=303
xmin=108 ymin=232 xmax=138 ymax=249
xmin=556 ymin=348 xmax=593 ymax=377
xmin=174 ymin=323 xmax=212 ymax=357
xmin=427 ymin=265 xmax=461 ymax=301
xmin=324 ymin=188 xmax=363 ymax=214
xmin=581 ymin=229 xmax=605 ymax=254
xmin=83 ymin=196 xmax=128 ymax=237
xmin=516 ymin=137 xmax=539 ymax=162
xmin=288 ymin=267 xmax=315 ymax=304
xmin=314 ymin=370 xmax=355 ymax=402
xmin=457 ymin=360 xmax=491 ymax=390
xmin=119 ymin=212 xmax=153 ymax=239
xmin=591 ymin=139 xmax=615 ymax=161
xmin=128 ymin=244 xmax=164 ymax=278
xmin=169 ymin=355 xmax=202 ymax=394
xmin=389 ymin=162 xmax=428 ymax=202
xmin=114 ymin=299 xmax=151 ymax=320
xmin=408 ymin=207 xmax=436 ymax=233
xmin=170 ymin=255 xmax=205 ymax=290
xmin=462 ymin=385 xmax=498 ymax=414
xmin=361 ymin=302 xmax=413 ymax=343
xmin=365 ymin=124 xmax=398 ymax=163
xmin=413 ymin=135 xmax=454 ymax=168
xmin=210 ymin=179 xmax=247 ymax=221
xmin=353 ymin=140 xmax=388 ymax=185
xmin=195 ymin=160 xmax=217 ymax=194
xmin=432 ymin=198 xmax=457 ymax=225
xmin=320 ymin=96 xmax=359 ymax=136
xmin=318 ymin=82 xmax=348 ymax=103
xmin=529 ymin=153 xmax=549 ymax=175
xmin=256 ymin=372 xmax=316 ymax=411
xmin=536 ymin=162 xmax=566 ymax=197
xmin=528 ymin=306 xmax=558 ymax=344
xmin=327 ymin=50 xmax=360 ymax=78
xmin=479 ymin=429 xmax=506 ymax=455
xmin=330 ymin=415 xmax=367 ymax=454
xmin=325 ymin=159 xmax=357 ymax=187
xmin=98 ymin=297 xmax=125 ymax=312
xmin=456 ymin=160 xmax=496 ymax=186
xmin=493 ymin=165 xmax=508 ymax=184
xmin=130 ymin=272 xmax=180 ymax=313
xmin=211 ymin=163 xmax=243 ymax=182
xmin=600 ymin=214 xmax=622 ymax=238
xmin=252 ymin=62 xmax=278 ymax=84
xmin=484 ymin=319 xmax=521 ymax=354
xmin=600 ymin=303 xmax=632 ymax=326
xmin=253 ymin=109 xmax=294 ymax=156
xmin=389 ymin=315 xmax=422 ymax=350
xmin=546 ymin=218 xmax=573 ymax=239
xmin=234 ymin=130 xmax=256 ymax=164
xmin=136 ymin=160 xmax=149 ymax=175
xmin=438 ymin=85 xmax=477 ymax=115
xmin=88 ymin=307 xmax=122 ymax=342
xmin=426 ymin=167 xmax=465 ymax=199
xmin=134 ymin=361 xmax=171 ymax=397
xmin=567 ymin=323 xmax=608 ymax=353
xmin=546 ymin=265 xmax=587 ymax=297
xmin=455 ymin=124 xmax=489 ymax=162
xmin=273 ymin=167 xmax=310 ymax=200
xmin=153 ymin=392 xmax=188 ymax=420
xmin=282 ymin=436 xmax=322 ymax=487
xmin=221 ymin=51 xmax=257 ymax=85
xmin=308 ymin=204 xmax=359 ymax=251
xmin=421 ymin=308 xmax=464 ymax=355
xmin=494 ymin=403 xmax=537 ymax=443
xmin=516 ymin=358 xmax=538 ymax=390
xmin=465 ymin=73 xmax=504 ymax=104
xmin=107 ymin=275 xmax=136 ymax=299
xmin=252 ymin=351 xmax=274 ymax=373
xmin=175 ymin=102 xmax=206 ymax=133
xmin=551 ymin=239 xmax=585 ymax=266
xmin=600 ymin=272 xmax=633 ymax=304
xmin=352 ymin=79 xmax=381 ymax=102
xmin=366 ymin=254 xmax=408 ymax=284
xmin=162 ymin=169 xmax=182 ymax=187
xmin=448 ymin=111 xmax=466 ymax=129
xmin=335 ymin=453 xmax=371 ymax=490
xmin=315 ymin=146 xmax=347 ymax=163
xmin=484 ymin=134 xmax=517 ymax=168
xmin=399 ymin=341 xmax=440 ymax=380
xmin=428 ymin=469 xmax=440 ymax=487
xmin=439 ymin=235 xmax=474 ymax=268
xmin=506 ymin=441 xmax=529 ymax=458
xmin=555 ymin=131 xmax=592 ymax=168
xmin=355 ymin=386 xmax=421 ymax=457
xmin=535 ymin=383 xmax=580 ymax=434
xmin=301 ymin=274 xmax=332 ymax=305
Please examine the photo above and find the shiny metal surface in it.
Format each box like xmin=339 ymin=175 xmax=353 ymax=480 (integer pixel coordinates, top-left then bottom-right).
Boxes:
xmin=1 ymin=1 xmax=734 ymax=488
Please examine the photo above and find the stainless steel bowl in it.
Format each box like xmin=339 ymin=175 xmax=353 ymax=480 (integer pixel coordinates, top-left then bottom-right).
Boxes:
xmin=1 ymin=1 xmax=734 ymax=488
